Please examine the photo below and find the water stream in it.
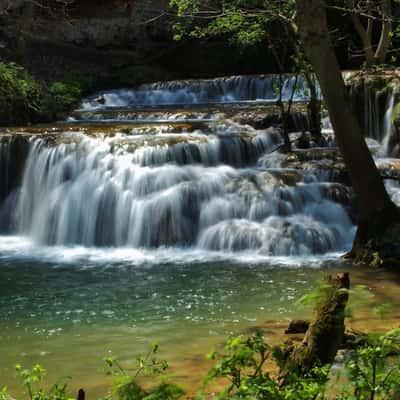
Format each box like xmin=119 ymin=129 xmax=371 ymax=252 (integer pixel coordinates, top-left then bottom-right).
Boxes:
xmin=0 ymin=74 xmax=399 ymax=395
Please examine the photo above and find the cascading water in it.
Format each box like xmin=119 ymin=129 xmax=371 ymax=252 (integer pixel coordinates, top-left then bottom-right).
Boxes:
xmin=80 ymin=75 xmax=314 ymax=110
xmin=381 ymin=89 xmax=396 ymax=156
xmin=4 ymin=73 xmax=399 ymax=262
xmin=6 ymin=72 xmax=400 ymax=261
xmin=0 ymin=75 xmax=356 ymax=259
xmin=349 ymin=78 xmax=399 ymax=156
xmin=6 ymin=128 xmax=353 ymax=255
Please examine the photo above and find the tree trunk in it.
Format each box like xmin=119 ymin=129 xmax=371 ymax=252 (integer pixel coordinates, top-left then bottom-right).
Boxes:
xmin=374 ymin=0 xmax=392 ymax=64
xmin=347 ymin=0 xmax=375 ymax=66
xmin=304 ymin=72 xmax=322 ymax=143
xmin=295 ymin=0 xmax=400 ymax=264
xmin=279 ymin=273 xmax=350 ymax=384
xmin=279 ymin=106 xmax=292 ymax=152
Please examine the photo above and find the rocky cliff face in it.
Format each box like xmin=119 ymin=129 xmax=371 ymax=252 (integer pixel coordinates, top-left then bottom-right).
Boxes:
xmin=0 ymin=0 xmax=277 ymax=82
xmin=7 ymin=0 xmax=170 ymax=51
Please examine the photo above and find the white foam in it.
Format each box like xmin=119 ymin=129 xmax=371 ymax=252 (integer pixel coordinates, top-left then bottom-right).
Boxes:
xmin=0 ymin=235 xmax=347 ymax=267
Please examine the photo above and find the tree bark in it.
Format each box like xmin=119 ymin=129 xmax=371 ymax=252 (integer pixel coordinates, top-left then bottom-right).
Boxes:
xmin=295 ymin=0 xmax=400 ymax=262
xmin=375 ymin=0 xmax=392 ymax=64
xmin=279 ymin=273 xmax=350 ymax=383
xmin=304 ymin=72 xmax=322 ymax=143
xmin=347 ymin=0 xmax=375 ymax=66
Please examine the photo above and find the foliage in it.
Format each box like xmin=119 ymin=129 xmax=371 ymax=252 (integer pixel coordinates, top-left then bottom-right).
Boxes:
xmin=103 ymin=343 xmax=184 ymax=400
xmin=48 ymin=81 xmax=82 ymax=112
xmin=47 ymin=73 xmax=97 ymax=115
xmin=2 ymin=364 xmax=75 ymax=400
xmin=3 ymin=330 xmax=400 ymax=399
xmin=337 ymin=329 xmax=400 ymax=400
xmin=0 ymin=62 xmax=100 ymax=126
xmin=169 ymin=0 xmax=295 ymax=48
xmin=201 ymin=331 xmax=330 ymax=399
xmin=169 ymin=0 xmax=324 ymax=147
xmin=0 ymin=62 xmax=46 ymax=125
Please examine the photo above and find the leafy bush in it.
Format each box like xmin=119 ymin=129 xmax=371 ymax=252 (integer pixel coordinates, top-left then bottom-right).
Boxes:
xmin=0 ymin=62 xmax=100 ymax=125
xmin=200 ymin=331 xmax=330 ymax=400
xmin=48 ymin=73 xmax=98 ymax=114
xmin=103 ymin=343 xmax=184 ymax=400
xmin=0 ymin=62 xmax=46 ymax=125
xmin=337 ymin=329 xmax=400 ymax=400
xmin=0 ymin=364 xmax=74 ymax=400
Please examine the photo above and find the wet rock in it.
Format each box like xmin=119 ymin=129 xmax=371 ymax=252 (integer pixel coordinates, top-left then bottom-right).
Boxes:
xmin=285 ymin=319 xmax=310 ymax=334
xmin=342 ymin=328 xmax=368 ymax=349
xmin=268 ymin=170 xmax=304 ymax=186
xmin=377 ymin=159 xmax=400 ymax=180
xmin=234 ymin=111 xmax=280 ymax=130
xmin=321 ymin=183 xmax=354 ymax=206
xmin=94 ymin=95 xmax=105 ymax=105
xmin=290 ymin=148 xmax=341 ymax=162
xmin=0 ymin=135 xmax=31 ymax=203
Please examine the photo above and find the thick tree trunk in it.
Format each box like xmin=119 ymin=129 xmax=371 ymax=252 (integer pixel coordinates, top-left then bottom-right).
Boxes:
xmin=279 ymin=273 xmax=350 ymax=384
xmin=295 ymin=0 xmax=400 ymax=264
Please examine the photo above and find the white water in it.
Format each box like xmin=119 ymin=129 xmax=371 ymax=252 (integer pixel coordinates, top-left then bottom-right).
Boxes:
xmin=7 ymin=131 xmax=353 ymax=255
xmin=5 ymin=73 xmax=400 ymax=263
xmin=381 ymin=89 xmax=396 ymax=156
xmin=80 ymin=75 xmax=315 ymax=110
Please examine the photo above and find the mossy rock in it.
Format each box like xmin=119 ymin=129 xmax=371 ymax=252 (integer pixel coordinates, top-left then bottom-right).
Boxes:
xmin=351 ymin=222 xmax=400 ymax=268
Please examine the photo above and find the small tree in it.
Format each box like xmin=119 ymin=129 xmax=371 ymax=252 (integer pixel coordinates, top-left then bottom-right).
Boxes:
xmin=345 ymin=0 xmax=393 ymax=66
xmin=170 ymin=0 xmax=323 ymax=147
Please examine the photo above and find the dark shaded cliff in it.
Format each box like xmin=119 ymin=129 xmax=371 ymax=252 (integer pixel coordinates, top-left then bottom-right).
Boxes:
xmin=0 ymin=0 xmax=280 ymax=84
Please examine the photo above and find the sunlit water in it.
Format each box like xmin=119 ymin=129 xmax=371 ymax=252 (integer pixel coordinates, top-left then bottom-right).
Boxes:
xmin=0 ymin=245 xmax=348 ymax=395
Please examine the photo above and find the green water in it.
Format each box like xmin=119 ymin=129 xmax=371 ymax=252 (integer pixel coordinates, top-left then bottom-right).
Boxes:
xmin=0 ymin=246 xmax=351 ymax=395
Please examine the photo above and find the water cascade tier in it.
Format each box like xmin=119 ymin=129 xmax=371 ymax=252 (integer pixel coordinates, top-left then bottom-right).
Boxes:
xmin=1 ymin=74 xmax=399 ymax=260
xmin=80 ymin=75 xmax=315 ymax=110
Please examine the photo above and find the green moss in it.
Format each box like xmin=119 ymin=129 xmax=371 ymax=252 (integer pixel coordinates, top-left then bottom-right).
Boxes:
xmin=392 ymin=102 xmax=400 ymax=126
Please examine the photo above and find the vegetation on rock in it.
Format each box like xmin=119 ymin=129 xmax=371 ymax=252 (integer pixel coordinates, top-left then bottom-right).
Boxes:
xmin=0 ymin=62 xmax=46 ymax=125
xmin=0 ymin=62 xmax=100 ymax=126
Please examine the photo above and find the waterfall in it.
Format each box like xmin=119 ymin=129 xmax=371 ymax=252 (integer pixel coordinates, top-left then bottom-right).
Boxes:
xmin=349 ymin=78 xmax=398 ymax=155
xmin=363 ymin=83 xmax=382 ymax=139
xmin=80 ymin=75 xmax=315 ymax=110
xmin=381 ymin=89 xmax=396 ymax=156
xmin=1 ymin=129 xmax=353 ymax=255
xmin=0 ymin=74 xmax=360 ymax=259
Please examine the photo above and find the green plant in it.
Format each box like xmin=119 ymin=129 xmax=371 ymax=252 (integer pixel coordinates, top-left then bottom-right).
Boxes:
xmin=103 ymin=343 xmax=184 ymax=400
xmin=49 ymin=81 xmax=81 ymax=110
xmin=48 ymin=73 xmax=98 ymax=112
xmin=0 ymin=387 xmax=10 ymax=400
xmin=337 ymin=329 xmax=400 ymax=400
xmin=14 ymin=363 xmax=74 ymax=400
xmin=201 ymin=331 xmax=330 ymax=400
xmin=0 ymin=62 xmax=46 ymax=125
